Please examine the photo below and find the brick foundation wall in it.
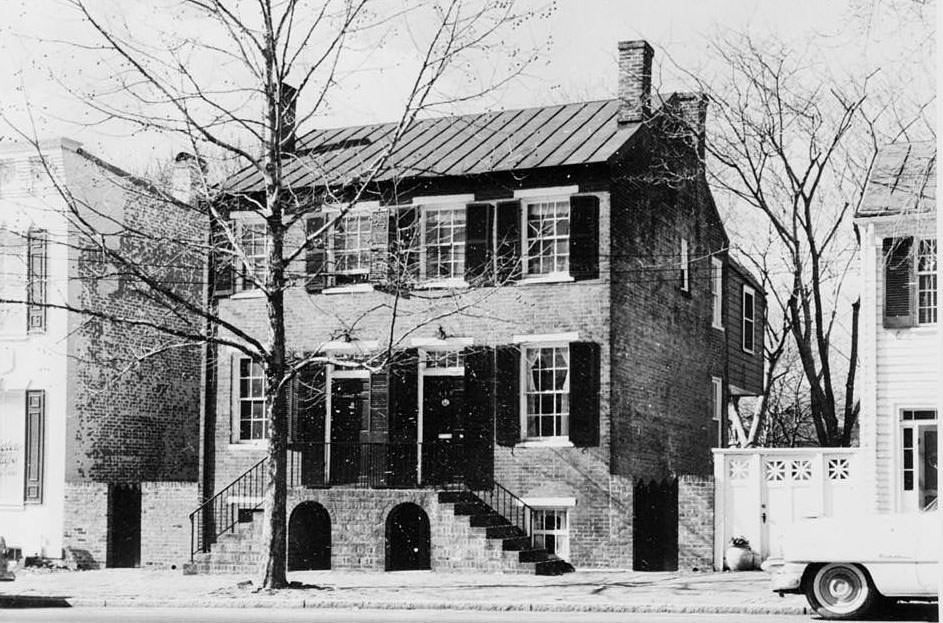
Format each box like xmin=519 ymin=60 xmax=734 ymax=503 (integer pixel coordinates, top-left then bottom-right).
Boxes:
xmin=62 ymin=482 xmax=109 ymax=568
xmin=141 ymin=481 xmax=198 ymax=569
xmin=678 ymin=474 xmax=714 ymax=571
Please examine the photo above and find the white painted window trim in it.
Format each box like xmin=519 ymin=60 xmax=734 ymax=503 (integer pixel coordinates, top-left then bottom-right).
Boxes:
xmin=410 ymin=336 xmax=474 ymax=348
xmin=323 ymin=339 xmax=379 ymax=355
xmin=513 ymin=186 xmax=579 ymax=199
xmin=742 ymin=284 xmax=756 ymax=354
xmin=516 ymin=438 xmax=574 ymax=448
xmin=680 ymin=238 xmax=690 ymax=292
xmin=711 ymin=257 xmax=724 ymax=329
xmin=512 ymin=331 xmax=578 ymax=344
xmin=410 ymin=194 xmax=475 ymax=205
xmin=915 ymin=237 xmax=938 ymax=325
xmin=416 ymin=203 xmax=468 ymax=284
xmin=519 ymin=496 xmax=577 ymax=508
xmin=418 ymin=348 xmax=465 ymax=377
xmin=528 ymin=507 xmax=571 ymax=560
xmin=323 ymin=204 xmax=374 ymax=283
xmin=521 ymin=194 xmax=571 ymax=278
xmin=233 ymin=354 xmax=266 ymax=443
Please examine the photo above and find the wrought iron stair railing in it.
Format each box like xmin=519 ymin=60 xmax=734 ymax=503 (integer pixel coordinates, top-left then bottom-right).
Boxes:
xmin=189 ymin=457 xmax=266 ymax=560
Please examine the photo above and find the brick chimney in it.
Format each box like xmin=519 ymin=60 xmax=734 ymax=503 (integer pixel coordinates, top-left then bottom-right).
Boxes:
xmin=618 ymin=40 xmax=654 ymax=124
xmin=172 ymin=152 xmax=206 ymax=203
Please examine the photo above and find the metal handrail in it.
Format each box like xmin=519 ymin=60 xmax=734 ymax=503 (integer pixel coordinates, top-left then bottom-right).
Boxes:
xmin=189 ymin=457 xmax=266 ymax=560
xmin=468 ymin=480 xmax=537 ymax=545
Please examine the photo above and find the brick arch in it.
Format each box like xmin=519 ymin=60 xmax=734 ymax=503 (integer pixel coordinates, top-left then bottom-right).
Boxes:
xmin=288 ymin=500 xmax=331 ymax=571
xmin=385 ymin=502 xmax=430 ymax=571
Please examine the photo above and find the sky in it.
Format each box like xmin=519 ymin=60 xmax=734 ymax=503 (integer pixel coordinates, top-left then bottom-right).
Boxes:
xmin=0 ymin=0 xmax=935 ymax=171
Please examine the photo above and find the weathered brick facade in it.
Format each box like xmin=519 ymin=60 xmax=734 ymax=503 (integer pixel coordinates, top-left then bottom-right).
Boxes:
xmin=678 ymin=475 xmax=714 ymax=571
xmin=141 ymin=481 xmax=198 ymax=569
xmin=200 ymin=39 xmax=765 ymax=573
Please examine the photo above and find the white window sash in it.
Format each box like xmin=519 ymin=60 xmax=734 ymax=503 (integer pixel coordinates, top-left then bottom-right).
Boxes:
xmin=741 ymin=285 xmax=756 ymax=354
xmin=520 ymin=343 xmax=570 ymax=440
xmin=521 ymin=197 xmax=571 ymax=278
xmin=418 ymin=204 xmax=466 ymax=283
xmin=711 ymin=257 xmax=724 ymax=329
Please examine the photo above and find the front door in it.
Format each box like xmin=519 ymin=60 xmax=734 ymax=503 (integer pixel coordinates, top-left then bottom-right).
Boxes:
xmin=422 ymin=376 xmax=463 ymax=486
xmin=330 ymin=377 xmax=367 ymax=485
xmin=900 ymin=411 xmax=938 ymax=512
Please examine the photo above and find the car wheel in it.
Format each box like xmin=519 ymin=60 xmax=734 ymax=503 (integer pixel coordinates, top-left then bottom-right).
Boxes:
xmin=805 ymin=563 xmax=877 ymax=620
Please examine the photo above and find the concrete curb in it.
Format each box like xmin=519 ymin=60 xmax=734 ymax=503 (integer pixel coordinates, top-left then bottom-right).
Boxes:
xmin=1 ymin=594 xmax=809 ymax=615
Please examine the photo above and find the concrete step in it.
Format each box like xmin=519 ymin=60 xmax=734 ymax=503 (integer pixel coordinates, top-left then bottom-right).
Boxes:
xmin=517 ymin=548 xmax=550 ymax=563
xmin=536 ymin=557 xmax=575 ymax=576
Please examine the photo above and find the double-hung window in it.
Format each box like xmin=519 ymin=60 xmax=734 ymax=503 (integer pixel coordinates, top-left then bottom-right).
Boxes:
xmin=711 ymin=257 xmax=723 ymax=329
xmin=680 ymin=238 xmax=690 ymax=292
xmin=330 ymin=210 xmax=372 ymax=284
xmin=238 ymin=358 xmax=266 ymax=441
xmin=742 ymin=285 xmax=756 ymax=354
xmin=523 ymin=199 xmax=570 ymax=276
xmin=531 ymin=508 xmax=569 ymax=559
xmin=239 ymin=222 xmax=268 ymax=291
xmin=916 ymin=238 xmax=937 ymax=325
xmin=421 ymin=206 xmax=466 ymax=282
xmin=522 ymin=344 xmax=570 ymax=439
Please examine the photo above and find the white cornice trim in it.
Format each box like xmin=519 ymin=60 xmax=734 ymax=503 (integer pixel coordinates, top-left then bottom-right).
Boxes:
xmin=513 ymin=185 xmax=579 ymax=199
xmin=512 ymin=331 xmax=579 ymax=344
xmin=411 ymin=194 xmax=475 ymax=205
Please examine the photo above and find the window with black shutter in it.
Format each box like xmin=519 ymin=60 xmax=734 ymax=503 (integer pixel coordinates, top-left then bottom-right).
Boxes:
xmin=292 ymin=363 xmax=326 ymax=486
xmin=464 ymin=203 xmax=494 ymax=284
xmin=210 ymin=217 xmax=235 ymax=297
xmin=494 ymin=345 xmax=521 ymax=446
xmin=495 ymin=200 xmax=522 ymax=283
xmin=569 ymin=195 xmax=600 ymax=280
xmin=568 ymin=342 xmax=600 ymax=447
xmin=389 ymin=207 xmax=419 ymax=284
xmin=24 ymin=390 xmax=44 ymax=503
xmin=463 ymin=347 xmax=495 ymax=488
xmin=305 ymin=215 xmax=327 ymax=293
xmin=26 ymin=229 xmax=46 ymax=332
xmin=884 ymin=237 xmax=915 ymax=328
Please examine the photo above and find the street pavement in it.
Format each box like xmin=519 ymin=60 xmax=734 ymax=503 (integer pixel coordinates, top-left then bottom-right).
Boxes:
xmin=0 ymin=567 xmax=937 ymax=620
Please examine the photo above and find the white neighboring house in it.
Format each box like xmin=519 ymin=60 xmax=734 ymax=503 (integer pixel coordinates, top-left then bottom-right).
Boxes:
xmin=855 ymin=140 xmax=938 ymax=514
xmin=0 ymin=138 xmax=202 ymax=567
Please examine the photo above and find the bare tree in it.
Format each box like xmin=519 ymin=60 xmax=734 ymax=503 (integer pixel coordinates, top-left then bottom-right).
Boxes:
xmin=5 ymin=0 xmax=544 ymax=588
xmin=672 ymin=31 xmax=932 ymax=447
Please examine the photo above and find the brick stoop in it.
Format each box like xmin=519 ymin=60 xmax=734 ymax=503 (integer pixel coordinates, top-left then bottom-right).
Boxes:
xmin=184 ymin=489 xmax=574 ymax=576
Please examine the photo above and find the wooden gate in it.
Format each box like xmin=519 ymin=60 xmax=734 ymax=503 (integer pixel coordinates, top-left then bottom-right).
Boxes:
xmin=713 ymin=448 xmax=863 ymax=568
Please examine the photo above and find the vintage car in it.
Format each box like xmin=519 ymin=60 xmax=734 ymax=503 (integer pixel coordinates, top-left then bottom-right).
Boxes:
xmin=763 ymin=498 xmax=939 ymax=620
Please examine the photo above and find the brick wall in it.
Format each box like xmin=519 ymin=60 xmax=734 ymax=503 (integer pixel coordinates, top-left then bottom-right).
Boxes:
xmin=678 ymin=474 xmax=714 ymax=571
xmin=62 ymin=482 xmax=109 ymax=568
xmin=63 ymin=150 xmax=202 ymax=484
xmin=141 ymin=481 xmax=198 ymax=569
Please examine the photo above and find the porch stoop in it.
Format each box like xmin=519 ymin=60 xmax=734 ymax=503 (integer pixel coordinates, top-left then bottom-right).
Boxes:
xmin=184 ymin=489 xmax=573 ymax=576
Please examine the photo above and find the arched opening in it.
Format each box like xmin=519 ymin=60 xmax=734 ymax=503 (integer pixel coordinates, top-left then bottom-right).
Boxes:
xmin=385 ymin=502 xmax=431 ymax=571
xmin=287 ymin=501 xmax=331 ymax=571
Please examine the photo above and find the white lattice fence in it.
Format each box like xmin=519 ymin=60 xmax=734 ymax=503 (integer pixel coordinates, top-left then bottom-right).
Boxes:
xmin=712 ymin=448 xmax=863 ymax=568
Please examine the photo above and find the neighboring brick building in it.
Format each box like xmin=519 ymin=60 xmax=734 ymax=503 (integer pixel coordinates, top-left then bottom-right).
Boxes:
xmin=0 ymin=139 xmax=202 ymax=568
xmin=193 ymin=40 xmax=765 ymax=574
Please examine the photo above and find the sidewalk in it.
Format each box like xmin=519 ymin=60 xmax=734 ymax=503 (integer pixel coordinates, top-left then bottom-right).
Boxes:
xmin=0 ymin=567 xmax=809 ymax=614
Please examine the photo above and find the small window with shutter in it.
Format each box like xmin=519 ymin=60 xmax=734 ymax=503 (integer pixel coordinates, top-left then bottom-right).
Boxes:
xmin=742 ymin=285 xmax=756 ymax=354
xmin=916 ymin=238 xmax=937 ymax=325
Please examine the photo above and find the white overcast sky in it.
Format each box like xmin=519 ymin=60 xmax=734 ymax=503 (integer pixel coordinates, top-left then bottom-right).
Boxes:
xmin=0 ymin=0 xmax=935 ymax=170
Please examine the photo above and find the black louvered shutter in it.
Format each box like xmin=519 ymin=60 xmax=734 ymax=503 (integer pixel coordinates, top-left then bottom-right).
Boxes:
xmin=390 ymin=207 xmax=419 ymax=284
xmin=494 ymin=345 xmax=521 ymax=446
xmin=211 ymin=217 xmax=235 ymax=297
xmin=465 ymin=202 xmax=494 ymax=284
xmin=568 ymin=341 xmax=600 ymax=447
xmin=463 ymin=347 xmax=494 ymax=488
xmin=368 ymin=208 xmax=391 ymax=284
xmin=883 ymin=237 xmax=915 ymax=328
xmin=495 ymin=199 xmax=522 ymax=283
xmin=294 ymin=363 xmax=326 ymax=485
xmin=305 ymin=215 xmax=328 ymax=293
xmin=388 ymin=349 xmax=419 ymax=486
xmin=569 ymin=195 xmax=600 ymax=280
xmin=24 ymin=390 xmax=45 ymax=503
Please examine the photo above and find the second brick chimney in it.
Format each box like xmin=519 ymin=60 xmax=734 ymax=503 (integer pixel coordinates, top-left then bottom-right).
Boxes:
xmin=618 ymin=40 xmax=654 ymax=124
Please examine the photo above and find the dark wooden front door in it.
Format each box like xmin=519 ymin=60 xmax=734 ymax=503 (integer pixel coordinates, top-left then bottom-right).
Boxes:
xmin=422 ymin=376 xmax=464 ymax=485
xmin=330 ymin=377 xmax=367 ymax=484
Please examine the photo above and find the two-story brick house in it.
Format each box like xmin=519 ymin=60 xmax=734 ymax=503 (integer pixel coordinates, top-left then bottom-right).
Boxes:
xmin=192 ymin=40 xmax=766 ymax=574
xmin=0 ymin=139 xmax=202 ymax=568
xmin=856 ymin=140 xmax=938 ymax=514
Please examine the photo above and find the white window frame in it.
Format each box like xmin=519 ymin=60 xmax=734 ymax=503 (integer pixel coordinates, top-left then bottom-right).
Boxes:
xmin=417 ymin=203 xmax=467 ymax=287
xmin=236 ymin=357 xmax=267 ymax=442
xmin=326 ymin=206 xmax=373 ymax=282
xmin=711 ymin=376 xmax=724 ymax=448
xmin=521 ymin=196 xmax=571 ymax=278
xmin=897 ymin=408 xmax=938 ymax=512
xmin=680 ymin=238 xmax=690 ymax=292
xmin=916 ymin=237 xmax=937 ymax=325
xmin=741 ymin=284 xmax=756 ymax=354
xmin=529 ymin=507 xmax=570 ymax=560
xmin=711 ymin=257 xmax=723 ymax=329
xmin=237 ymin=220 xmax=269 ymax=291
xmin=520 ymin=341 xmax=571 ymax=441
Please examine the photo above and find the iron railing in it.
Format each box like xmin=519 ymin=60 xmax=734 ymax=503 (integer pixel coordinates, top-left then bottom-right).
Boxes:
xmin=467 ymin=480 xmax=537 ymax=543
xmin=189 ymin=456 xmax=266 ymax=560
xmin=189 ymin=440 xmax=492 ymax=560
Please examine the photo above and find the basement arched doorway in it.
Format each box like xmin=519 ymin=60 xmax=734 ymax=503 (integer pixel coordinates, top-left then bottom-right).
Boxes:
xmin=287 ymin=501 xmax=331 ymax=571
xmin=385 ymin=502 xmax=431 ymax=571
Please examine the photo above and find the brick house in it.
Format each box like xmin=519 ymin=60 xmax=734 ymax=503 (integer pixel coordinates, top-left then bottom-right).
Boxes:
xmin=193 ymin=40 xmax=765 ymax=574
xmin=0 ymin=139 xmax=202 ymax=568
xmin=855 ymin=140 xmax=938 ymax=514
